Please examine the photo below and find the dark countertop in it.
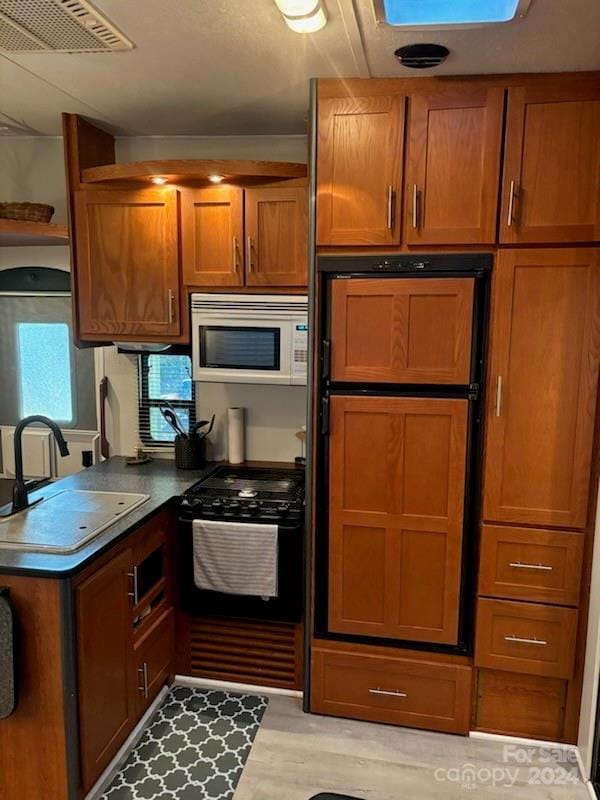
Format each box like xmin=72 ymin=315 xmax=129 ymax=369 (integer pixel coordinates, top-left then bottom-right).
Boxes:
xmin=0 ymin=457 xmax=216 ymax=578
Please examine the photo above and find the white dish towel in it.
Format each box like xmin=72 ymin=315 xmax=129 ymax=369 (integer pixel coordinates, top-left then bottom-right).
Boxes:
xmin=192 ymin=519 xmax=278 ymax=598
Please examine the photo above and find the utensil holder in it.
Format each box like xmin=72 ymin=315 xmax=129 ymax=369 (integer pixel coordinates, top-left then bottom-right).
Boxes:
xmin=174 ymin=435 xmax=205 ymax=470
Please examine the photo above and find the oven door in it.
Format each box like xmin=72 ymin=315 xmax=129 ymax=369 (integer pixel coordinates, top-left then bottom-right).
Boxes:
xmin=192 ymin=317 xmax=293 ymax=384
xmin=177 ymin=514 xmax=304 ymax=622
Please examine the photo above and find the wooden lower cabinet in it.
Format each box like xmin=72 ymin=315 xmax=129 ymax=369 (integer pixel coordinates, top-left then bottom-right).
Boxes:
xmin=134 ymin=607 xmax=175 ymax=716
xmin=76 ymin=548 xmax=137 ymax=791
xmin=478 ymin=525 xmax=584 ymax=606
xmin=76 ymin=512 xmax=175 ymax=793
xmin=474 ymin=669 xmax=567 ymax=741
xmin=474 ymin=598 xmax=578 ymax=680
xmin=311 ymin=644 xmax=472 ymax=734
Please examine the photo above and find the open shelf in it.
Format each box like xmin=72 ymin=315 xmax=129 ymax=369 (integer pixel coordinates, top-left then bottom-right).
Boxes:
xmin=80 ymin=158 xmax=307 ymax=187
xmin=0 ymin=218 xmax=69 ymax=247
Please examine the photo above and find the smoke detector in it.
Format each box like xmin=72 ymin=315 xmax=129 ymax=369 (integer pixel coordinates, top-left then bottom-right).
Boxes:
xmin=0 ymin=0 xmax=134 ymax=53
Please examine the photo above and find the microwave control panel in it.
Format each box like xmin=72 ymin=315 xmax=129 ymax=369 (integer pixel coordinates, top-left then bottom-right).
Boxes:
xmin=292 ymin=322 xmax=308 ymax=385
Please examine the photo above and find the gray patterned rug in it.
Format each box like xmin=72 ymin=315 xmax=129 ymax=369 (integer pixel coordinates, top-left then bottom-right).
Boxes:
xmin=101 ymin=686 xmax=268 ymax=800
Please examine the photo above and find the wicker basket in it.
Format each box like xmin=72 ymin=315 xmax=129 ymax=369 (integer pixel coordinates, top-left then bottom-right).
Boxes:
xmin=0 ymin=202 xmax=54 ymax=223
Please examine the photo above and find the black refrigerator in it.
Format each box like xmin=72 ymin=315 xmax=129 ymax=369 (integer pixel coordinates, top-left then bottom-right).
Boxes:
xmin=312 ymin=253 xmax=492 ymax=656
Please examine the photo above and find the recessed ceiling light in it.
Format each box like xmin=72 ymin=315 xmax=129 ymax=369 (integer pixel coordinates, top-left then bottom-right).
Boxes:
xmin=151 ymin=176 xmax=168 ymax=185
xmin=274 ymin=0 xmax=327 ymax=33
xmin=208 ymin=174 xmax=225 ymax=184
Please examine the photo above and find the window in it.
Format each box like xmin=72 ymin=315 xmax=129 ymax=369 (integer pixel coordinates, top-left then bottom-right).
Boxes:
xmin=138 ymin=353 xmax=196 ymax=446
xmin=17 ymin=322 xmax=74 ymax=422
xmin=378 ymin=0 xmax=531 ymax=26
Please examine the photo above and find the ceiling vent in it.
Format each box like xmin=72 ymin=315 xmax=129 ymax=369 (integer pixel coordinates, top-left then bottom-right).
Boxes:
xmin=394 ymin=43 xmax=449 ymax=69
xmin=0 ymin=0 xmax=134 ymax=53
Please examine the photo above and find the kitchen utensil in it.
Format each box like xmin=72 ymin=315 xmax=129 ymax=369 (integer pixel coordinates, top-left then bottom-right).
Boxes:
xmin=192 ymin=414 xmax=215 ymax=438
xmin=160 ymin=407 xmax=187 ymax=438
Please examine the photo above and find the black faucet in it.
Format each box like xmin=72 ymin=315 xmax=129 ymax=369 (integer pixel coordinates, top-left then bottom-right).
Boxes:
xmin=11 ymin=416 xmax=70 ymax=514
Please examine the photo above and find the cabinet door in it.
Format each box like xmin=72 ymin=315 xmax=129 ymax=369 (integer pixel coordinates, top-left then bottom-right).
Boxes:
xmin=181 ymin=187 xmax=243 ymax=286
xmin=76 ymin=548 xmax=135 ymax=791
xmin=317 ymin=95 xmax=404 ymax=245
xmin=483 ymin=249 xmax=600 ymax=528
xmin=405 ymin=88 xmax=503 ymax=245
xmin=134 ymin=607 xmax=175 ymax=716
xmin=245 ymin=187 xmax=307 ymax=286
xmin=330 ymin=277 xmax=474 ymax=384
xmin=500 ymin=82 xmax=600 ymax=243
xmin=328 ymin=395 xmax=468 ymax=645
xmin=74 ymin=189 xmax=181 ymax=338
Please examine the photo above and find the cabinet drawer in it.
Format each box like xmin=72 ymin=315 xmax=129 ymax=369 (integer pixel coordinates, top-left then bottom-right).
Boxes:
xmin=475 ymin=599 xmax=577 ymax=679
xmin=478 ymin=525 xmax=583 ymax=606
xmin=311 ymin=646 xmax=471 ymax=734
xmin=134 ymin=607 xmax=175 ymax=714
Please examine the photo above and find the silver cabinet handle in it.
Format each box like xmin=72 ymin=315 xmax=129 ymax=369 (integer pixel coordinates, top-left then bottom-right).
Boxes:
xmin=127 ymin=566 xmax=138 ymax=604
xmin=386 ymin=185 xmax=394 ymax=230
xmin=167 ymin=289 xmax=175 ymax=323
xmin=232 ymin=236 xmax=239 ymax=273
xmin=504 ymin=635 xmax=548 ymax=646
xmin=137 ymin=662 xmax=149 ymax=699
xmin=411 ymin=184 xmax=419 ymax=229
xmin=495 ymin=375 xmax=503 ymax=417
xmin=509 ymin=561 xmax=553 ymax=572
xmin=369 ymin=687 xmax=408 ymax=698
xmin=507 ymin=180 xmax=516 ymax=227
xmin=246 ymin=235 xmax=254 ymax=272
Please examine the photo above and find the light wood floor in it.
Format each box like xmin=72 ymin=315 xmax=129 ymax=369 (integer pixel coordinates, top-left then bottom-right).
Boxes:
xmin=234 ymin=695 xmax=588 ymax=800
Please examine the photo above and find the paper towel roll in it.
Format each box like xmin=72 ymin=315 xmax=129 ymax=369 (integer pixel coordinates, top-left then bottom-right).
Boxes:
xmin=227 ymin=407 xmax=245 ymax=464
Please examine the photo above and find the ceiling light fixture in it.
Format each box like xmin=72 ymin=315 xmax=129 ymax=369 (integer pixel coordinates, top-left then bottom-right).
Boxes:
xmin=208 ymin=174 xmax=225 ymax=184
xmin=274 ymin=0 xmax=327 ymax=33
xmin=151 ymin=176 xmax=168 ymax=185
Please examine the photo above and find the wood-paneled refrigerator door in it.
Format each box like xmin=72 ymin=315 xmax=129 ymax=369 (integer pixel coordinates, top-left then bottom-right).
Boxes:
xmin=483 ymin=248 xmax=600 ymax=529
xmin=328 ymin=395 xmax=468 ymax=645
xmin=330 ymin=277 xmax=474 ymax=385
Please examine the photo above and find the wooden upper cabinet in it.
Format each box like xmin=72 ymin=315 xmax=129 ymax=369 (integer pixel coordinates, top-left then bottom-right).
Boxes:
xmin=405 ymin=88 xmax=503 ymax=245
xmin=330 ymin=277 xmax=474 ymax=384
xmin=317 ymin=95 xmax=404 ymax=245
xmin=76 ymin=548 xmax=135 ymax=791
xmin=74 ymin=189 xmax=181 ymax=338
xmin=483 ymin=248 xmax=600 ymax=529
xmin=181 ymin=187 xmax=243 ymax=287
xmin=245 ymin=187 xmax=308 ymax=286
xmin=500 ymin=81 xmax=600 ymax=243
xmin=328 ymin=395 xmax=468 ymax=645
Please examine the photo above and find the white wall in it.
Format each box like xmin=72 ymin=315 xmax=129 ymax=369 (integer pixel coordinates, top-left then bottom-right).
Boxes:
xmin=0 ymin=133 xmax=308 ymax=461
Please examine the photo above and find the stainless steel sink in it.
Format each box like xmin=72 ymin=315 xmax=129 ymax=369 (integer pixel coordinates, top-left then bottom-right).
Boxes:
xmin=0 ymin=490 xmax=150 ymax=553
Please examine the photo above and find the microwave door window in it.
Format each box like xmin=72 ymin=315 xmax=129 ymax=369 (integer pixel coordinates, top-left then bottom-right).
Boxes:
xmin=200 ymin=326 xmax=281 ymax=370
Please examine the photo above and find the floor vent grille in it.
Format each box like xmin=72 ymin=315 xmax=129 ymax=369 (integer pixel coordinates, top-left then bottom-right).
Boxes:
xmin=189 ymin=615 xmax=302 ymax=690
xmin=0 ymin=0 xmax=133 ymax=52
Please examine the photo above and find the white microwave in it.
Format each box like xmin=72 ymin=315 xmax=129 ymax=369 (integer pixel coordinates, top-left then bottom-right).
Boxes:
xmin=191 ymin=294 xmax=309 ymax=385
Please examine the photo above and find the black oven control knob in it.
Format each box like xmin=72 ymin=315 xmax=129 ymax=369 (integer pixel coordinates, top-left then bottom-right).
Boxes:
xmin=247 ymin=502 xmax=259 ymax=514
xmin=228 ymin=501 xmax=240 ymax=511
xmin=211 ymin=499 xmax=223 ymax=509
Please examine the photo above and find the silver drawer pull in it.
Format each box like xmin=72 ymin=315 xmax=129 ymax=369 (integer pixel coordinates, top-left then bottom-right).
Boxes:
xmin=504 ymin=635 xmax=548 ymax=646
xmin=369 ymin=687 xmax=408 ymax=698
xmin=509 ymin=561 xmax=553 ymax=572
